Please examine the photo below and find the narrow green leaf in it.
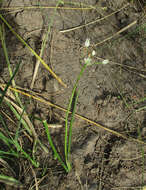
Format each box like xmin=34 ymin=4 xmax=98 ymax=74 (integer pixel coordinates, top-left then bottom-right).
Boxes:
xmin=0 ymin=62 xmax=20 ymax=105
xmin=65 ymin=63 xmax=87 ymax=163
xmin=43 ymin=120 xmax=68 ymax=172
xmin=67 ymin=90 xmax=79 ymax=160
xmin=0 ymin=175 xmax=24 ymax=188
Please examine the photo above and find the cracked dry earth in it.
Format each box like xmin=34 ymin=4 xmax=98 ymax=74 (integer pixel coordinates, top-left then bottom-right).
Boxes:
xmin=0 ymin=0 xmax=146 ymax=189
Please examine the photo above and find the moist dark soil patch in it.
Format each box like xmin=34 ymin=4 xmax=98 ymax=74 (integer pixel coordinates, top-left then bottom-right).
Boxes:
xmin=0 ymin=0 xmax=146 ymax=189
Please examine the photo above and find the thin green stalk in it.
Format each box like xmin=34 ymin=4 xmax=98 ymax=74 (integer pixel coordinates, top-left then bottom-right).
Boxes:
xmin=0 ymin=62 xmax=20 ymax=105
xmin=0 ymin=175 xmax=23 ymax=188
xmin=5 ymin=101 xmax=32 ymax=136
xmin=0 ymin=24 xmax=23 ymax=108
xmin=14 ymin=107 xmax=25 ymax=142
xmin=0 ymin=129 xmax=39 ymax=167
xmin=64 ymin=63 xmax=87 ymax=160
xmin=13 ymin=140 xmax=39 ymax=167
xmin=0 ymin=131 xmax=15 ymax=149
xmin=0 ymin=132 xmax=19 ymax=158
xmin=43 ymin=120 xmax=68 ymax=172
xmin=0 ymin=114 xmax=13 ymax=140
xmin=0 ymin=151 xmax=18 ymax=158
xmin=66 ymin=90 xmax=79 ymax=170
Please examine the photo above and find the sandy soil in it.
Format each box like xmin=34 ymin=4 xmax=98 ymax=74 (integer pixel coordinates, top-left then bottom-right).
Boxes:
xmin=0 ymin=0 xmax=146 ymax=189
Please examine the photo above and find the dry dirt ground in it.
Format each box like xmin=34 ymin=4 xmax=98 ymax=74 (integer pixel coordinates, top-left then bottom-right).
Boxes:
xmin=0 ymin=0 xmax=146 ymax=189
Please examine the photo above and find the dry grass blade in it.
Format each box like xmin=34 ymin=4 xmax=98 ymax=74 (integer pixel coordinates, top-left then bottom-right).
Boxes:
xmin=0 ymin=109 xmax=16 ymax=126
xmin=30 ymin=164 xmax=39 ymax=190
xmin=94 ymin=20 xmax=137 ymax=47
xmin=0 ymin=158 xmax=16 ymax=177
xmin=30 ymin=174 xmax=49 ymax=190
xmin=30 ymin=33 xmax=46 ymax=89
xmin=60 ymin=3 xmax=130 ymax=33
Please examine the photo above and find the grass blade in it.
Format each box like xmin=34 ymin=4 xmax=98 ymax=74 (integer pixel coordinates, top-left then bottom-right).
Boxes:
xmin=0 ymin=114 xmax=13 ymax=139
xmin=5 ymin=101 xmax=32 ymax=136
xmin=0 ymin=62 xmax=20 ymax=105
xmin=0 ymin=151 xmax=18 ymax=157
xmin=0 ymin=24 xmax=24 ymax=108
xmin=0 ymin=175 xmax=24 ymax=188
xmin=43 ymin=120 xmax=68 ymax=172
xmin=67 ymin=90 xmax=79 ymax=158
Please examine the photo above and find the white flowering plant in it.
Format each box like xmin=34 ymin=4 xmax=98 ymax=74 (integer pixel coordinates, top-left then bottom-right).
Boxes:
xmin=84 ymin=38 xmax=109 ymax=66
xmin=43 ymin=38 xmax=109 ymax=173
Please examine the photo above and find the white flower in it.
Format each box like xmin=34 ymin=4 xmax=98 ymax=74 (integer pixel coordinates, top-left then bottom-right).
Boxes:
xmin=84 ymin=57 xmax=92 ymax=65
xmin=85 ymin=38 xmax=90 ymax=47
xmin=102 ymin=59 xmax=109 ymax=64
xmin=92 ymin=50 xmax=96 ymax=56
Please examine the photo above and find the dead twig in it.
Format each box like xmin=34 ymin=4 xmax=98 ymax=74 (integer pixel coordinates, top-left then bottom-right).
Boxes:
xmin=94 ymin=20 xmax=137 ymax=47
xmin=60 ymin=3 xmax=130 ymax=33
xmin=30 ymin=33 xmax=46 ymax=89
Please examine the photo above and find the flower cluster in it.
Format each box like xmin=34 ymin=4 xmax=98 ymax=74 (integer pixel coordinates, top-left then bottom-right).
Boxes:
xmin=84 ymin=38 xmax=109 ymax=66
